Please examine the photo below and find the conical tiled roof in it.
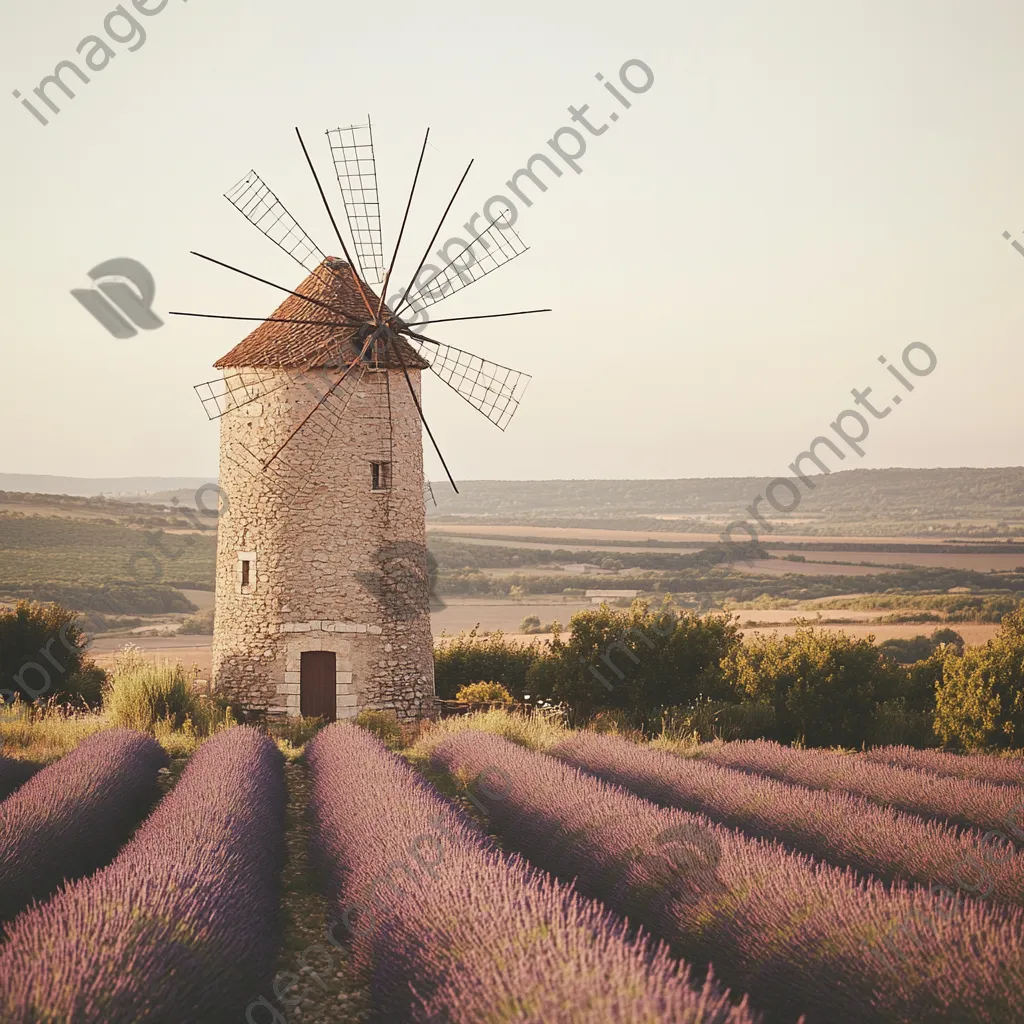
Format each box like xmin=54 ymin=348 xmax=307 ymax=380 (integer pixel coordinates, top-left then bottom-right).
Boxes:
xmin=214 ymin=258 xmax=430 ymax=370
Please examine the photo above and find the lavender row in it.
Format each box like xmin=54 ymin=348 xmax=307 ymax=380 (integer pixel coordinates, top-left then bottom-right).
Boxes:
xmin=861 ymin=745 xmax=1024 ymax=788
xmin=432 ymin=729 xmax=1024 ymax=1024
xmin=553 ymin=731 xmax=1024 ymax=907
xmin=0 ymin=726 xmax=285 ymax=1023
xmin=306 ymin=721 xmax=756 ymax=1024
xmin=700 ymin=739 xmax=1024 ymax=841
xmin=0 ymin=729 xmax=166 ymax=928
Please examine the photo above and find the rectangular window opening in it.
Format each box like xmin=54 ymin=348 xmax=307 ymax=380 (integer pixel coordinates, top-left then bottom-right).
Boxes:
xmin=371 ymin=461 xmax=392 ymax=491
xmin=241 ymin=560 xmax=251 ymax=587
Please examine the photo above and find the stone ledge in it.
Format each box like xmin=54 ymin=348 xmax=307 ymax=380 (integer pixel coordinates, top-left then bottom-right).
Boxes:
xmin=280 ymin=620 xmax=382 ymax=634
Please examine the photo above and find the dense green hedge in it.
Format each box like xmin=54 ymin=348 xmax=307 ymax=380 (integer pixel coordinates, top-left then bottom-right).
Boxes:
xmin=435 ymin=601 xmax=1024 ymax=751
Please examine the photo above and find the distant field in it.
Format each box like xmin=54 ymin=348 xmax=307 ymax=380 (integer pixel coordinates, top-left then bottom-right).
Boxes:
xmin=426 ymin=468 xmax=1024 ymax=539
xmin=0 ymin=514 xmax=216 ymax=594
xmin=4 ymin=484 xmax=1023 ymax=639
xmin=429 ymin=524 xmax=1011 ymax=546
xmin=772 ymin=549 xmax=1024 ymax=572
xmin=721 ymin=558 xmax=888 ymax=577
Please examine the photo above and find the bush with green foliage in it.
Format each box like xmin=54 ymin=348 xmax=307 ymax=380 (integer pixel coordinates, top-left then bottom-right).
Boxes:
xmin=433 ymin=628 xmax=543 ymax=700
xmin=934 ymin=606 xmax=1024 ymax=750
xmin=102 ymin=645 xmax=231 ymax=739
xmin=354 ymin=708 xmax=405 ymax=748
xmin=722 ymin=627 xmax=910 ymax=748
xmin=0 ymin=601 xmax=105 ymax=708
xmin=878 ymin=628 xmax=965 ymax=666
xmin=454 ymin=681 xmax=514 ymax=705
xmin=526 ymin=600 xmax=741 ymax=729
xmin=666 ymin=697 xmax=779 ymax=743
xmin=267 ymin=715 xmax=327 ymax=748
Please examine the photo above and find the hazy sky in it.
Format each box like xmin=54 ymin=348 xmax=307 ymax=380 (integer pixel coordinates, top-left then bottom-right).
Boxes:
xmin=2 ymin=0 xmax=1023 ymax=482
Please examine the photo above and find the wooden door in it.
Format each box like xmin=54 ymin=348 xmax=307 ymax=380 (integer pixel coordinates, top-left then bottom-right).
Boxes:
xmin=300 ymin=651 xmax=337 ymax=721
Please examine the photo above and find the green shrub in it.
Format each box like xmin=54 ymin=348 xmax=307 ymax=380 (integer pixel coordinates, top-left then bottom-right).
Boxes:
xmin=664 ymin=698 xmax=777 ymax=743
xmin=723 ymin=627 xmax=908 ymax=748
xmin=266 ymin=715 xmax=327 ymax=749
xmin=354 ymin=708 xmax=405 ymax=749
xmin=454 ymin=681 xmax=514 ymax=704
xmin=526 ymin=600 xmax=741 ymax=729
xmin=870 ymin=697 xmax=937 ymax=748
xmin=878 ymin=628 xmax=965 ymax=666
xmin=69 ymin=664 xmax=107 ymax=708
xmin=103 ymin=645 xmax=213 ymax=733
xmin=934 ymin=606 xmax=1024 ymax=750
xmin=0 ymin=601 xmax=104 ymax=708
xmin=433 ymin=628 xmax=542 ymax=700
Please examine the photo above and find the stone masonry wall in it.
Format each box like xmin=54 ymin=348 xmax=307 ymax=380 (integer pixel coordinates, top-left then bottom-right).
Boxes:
xmin=212 ymin=365 xmax=435 ymax=720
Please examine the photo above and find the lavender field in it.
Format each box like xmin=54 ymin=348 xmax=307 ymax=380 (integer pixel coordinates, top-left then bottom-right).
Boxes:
xmin=0 ymin=712 xmax=1022 ymax=1022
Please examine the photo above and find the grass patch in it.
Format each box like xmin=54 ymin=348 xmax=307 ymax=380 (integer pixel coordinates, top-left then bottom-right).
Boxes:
xmin=0 ymin=700 xmax=107 ymax=764
xmin=409 ymin=707 xmax=568 ymax=764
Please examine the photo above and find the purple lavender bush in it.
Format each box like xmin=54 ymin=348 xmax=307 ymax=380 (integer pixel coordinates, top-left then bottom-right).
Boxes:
xmin=433 ymin=729 xmax=1024 ymax=1024
xmin=700 ymin=739 xmax=1024 ymax=841
xmin=0 ymin=726 xmax=285 ymax=1023
xmin=861 ymin=744 xmax=1024 ymax=788
xmin=0 ymin=728 xmax=166 ymax=927
xmin=552 ymin=731 xmax=1024 ymax=908
xmin=306 ymin=721 xmax=758 ymax=1024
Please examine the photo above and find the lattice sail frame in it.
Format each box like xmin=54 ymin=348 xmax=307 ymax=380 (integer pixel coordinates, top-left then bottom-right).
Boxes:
xmin=194 ymin=368 xmax=291 ymax=420
xmin=406 ymin=335 xmax=530 ymax=432
xmin=224 ymin=172 xmax=331 ymax=283
xmin=397 ymin=214 xmax=527 ymax=323
xmin=328 ymin=121 xmax=386 ymax=285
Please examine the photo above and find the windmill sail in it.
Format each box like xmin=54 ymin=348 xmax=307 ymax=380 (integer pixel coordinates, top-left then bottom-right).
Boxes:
xmin=190 ymin=121 xmax=538 ymax=496
xmin=328 ymin=121 xmax=386 ymax=285
xmin=396 ymin=214 xmax=527 ymax=322
xmin=224 ymin=172 xmax=342 ymax=289
xmin=194 ymin=369 xmax=292 ymax=420
xmin=406 ymin=334 xmax=530 ymax=431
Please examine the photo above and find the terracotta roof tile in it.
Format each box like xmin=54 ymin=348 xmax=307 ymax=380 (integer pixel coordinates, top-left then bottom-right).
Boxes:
xmin=214 ymin=258 xmax=430 ymax=371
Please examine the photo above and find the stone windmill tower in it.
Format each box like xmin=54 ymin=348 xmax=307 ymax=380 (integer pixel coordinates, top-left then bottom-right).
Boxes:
xmin=181 ymin=121 xmax=541 ymax=722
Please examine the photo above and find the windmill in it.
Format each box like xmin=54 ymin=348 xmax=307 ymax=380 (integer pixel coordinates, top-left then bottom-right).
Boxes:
xmin=172 ymin=120 xmax=548 ymax=722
